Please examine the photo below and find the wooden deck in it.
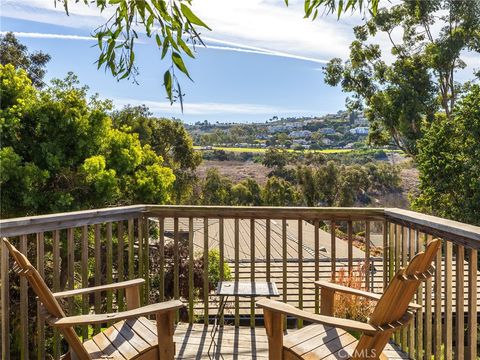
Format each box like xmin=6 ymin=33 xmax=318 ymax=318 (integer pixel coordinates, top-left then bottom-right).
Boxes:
xmin=173 ymin=324 xmax=409 ymax=359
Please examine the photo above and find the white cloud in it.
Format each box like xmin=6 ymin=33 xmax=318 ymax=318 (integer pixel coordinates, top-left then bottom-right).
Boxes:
xmin=2 ymin=0 xmax=360 ymax=61
xmin=0 ymin=31 xmax=95 ymax=41
xmin=112 ymin=97 xmax=306 ymax=115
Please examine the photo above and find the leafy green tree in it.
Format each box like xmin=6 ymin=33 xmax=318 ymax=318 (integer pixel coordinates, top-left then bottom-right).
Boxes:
xmin=201 ymin=168 xmax=232 ymax=205
xmin=231 ymin=178 xmax=262 ymax=206
xmin=112 ymin=105 xmax=201 ymax=203
xmin=336 ymin=165 xmax=370 ymax=206
xmin=0 ymin=32 xmax=51 ymax=88
xmin=315 ymin=161 xmax=340 ymax=206
xmin=262 ymin=148 xmax=289 ymax=168
xmin=262 ymin=177 xmax=298 ymax=206
xmin=0 ymin=65 xmax=175 ymax=217
xmin=324 ymin=0 xmax=480 ymax=156
xmin=413 ymin=85 xmax=480 ymax=225
xmin=297 ymin=166 xmax=320 ymax=206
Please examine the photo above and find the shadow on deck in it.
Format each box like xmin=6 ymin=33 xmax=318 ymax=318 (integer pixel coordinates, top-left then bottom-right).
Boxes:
xmin=174 ymin=324 xmax=409 ymax=359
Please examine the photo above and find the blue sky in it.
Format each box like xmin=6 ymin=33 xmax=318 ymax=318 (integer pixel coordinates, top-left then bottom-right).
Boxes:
xmin=1 ymin=0 xmax=478 ymax=123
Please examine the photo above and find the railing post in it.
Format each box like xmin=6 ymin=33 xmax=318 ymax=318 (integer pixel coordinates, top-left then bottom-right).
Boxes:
xmin=1 ymin=238 xmax=10 ymax=360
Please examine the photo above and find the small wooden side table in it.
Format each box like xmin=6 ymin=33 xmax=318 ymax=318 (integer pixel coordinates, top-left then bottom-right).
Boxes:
xmin=208 ymin=281 xmax=280 ymax=357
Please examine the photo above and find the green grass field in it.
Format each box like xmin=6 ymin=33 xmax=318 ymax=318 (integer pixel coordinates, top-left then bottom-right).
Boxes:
xmin=193 ymin=146 xmax=354 ymax=154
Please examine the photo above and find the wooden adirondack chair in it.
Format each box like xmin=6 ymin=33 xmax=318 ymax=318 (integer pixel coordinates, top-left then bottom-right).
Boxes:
xmin=257 ymin=238 xmax=441 ymax=360
xmin=3 ymin=237 xmax=184 ymax=360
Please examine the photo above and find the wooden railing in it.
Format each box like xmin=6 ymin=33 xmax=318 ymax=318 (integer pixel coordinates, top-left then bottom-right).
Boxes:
xmin=0 ymin=205 xmax=478 ymax=360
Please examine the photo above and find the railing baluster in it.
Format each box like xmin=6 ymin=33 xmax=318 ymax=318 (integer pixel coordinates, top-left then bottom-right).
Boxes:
xmin=174 ymin=218 xmax=179 ymax=321
xmin=415 ymin=230 xmax=423 ymax=359
xmin=382 ymin=220 xmax=388 ymax=291
xmin=158 ymin=218 xmax=165 ymax=303
xmin=128 ymin=218 xmax=134 ymax=280
xmin=188 ymin=217 xmax=194 ymax=325
xmin=81 ymin=226 xmax=89 ymax=340
xmin=467 ymin=248 xmax=477 ymax=360
xmin=401 ymin=226 xmax=407 ymax=351
xmin=444 ymin=240 xmax=453 ymax=360
xmin=203 ymin=217 xmax=209 ymax=326
xmin=314 ymin=220 xmax=320 ymax=314
xmin=434 ymin=239 xmax=442 ymax=359
xmin=425 ymin=234 xmax=433 ymax=359
xmin=94 ymin=224 xmax=101 ymax=334
xmin=137 ymin=217 xmax=143 ymax=304
xmin=219 ymin=218 xmax=225 ymax=324
xmin=67 ymin=228 xmax=75 ymax=316
xmin=53 ymin=230 xmax=60 ymax=359
xmin=1 ymin=237 xmax=10 ymax=360
xmin=20 ymin=235 xmax=28 ymax=360
xmin=234 ymin=218 xmax=240 ymax=327
xmin=106 ymin=223 xmax=113 ymax=317
xmin=249 ymin=219 xmax=255 ymax=328
xmin=408 ymin=227 xmax=415 ymax=358
xmin=388 ymin=223 xmax=395 ymax=281
xmin=36 ymin=232 xmax=45 ymax=360
xmin=347 ymin=220 xmax=353 ymax=274
xmin=117 ymin=222 xmax=125 ymax=311
xmin=143 ymin=218 xmax=149 ymax=304
xmin=282 ymin=219 xmax=287 ymax=330
xmin=455 ymin=244 xmax=464 ymax=360
xmin=365 ymin=221 xmax=370 ymax=291
xmin=298 ymin=219 xmax=303 ymax=329
xmin=330 ymin=220 xmax=336 ymax=281
xmin=266 ymin=219 xmax=271 ymax=286
xmin=394 ymin=224 xmax=400 ymax=345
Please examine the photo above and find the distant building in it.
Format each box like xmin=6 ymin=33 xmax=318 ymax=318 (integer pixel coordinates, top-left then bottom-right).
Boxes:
xmin=349 ymin=127 xmax=369 ymax=135
xmin=321 ymin=138 xmax=334 ymax=145
xmin=289 ymin=130 xmax=312 ymax=138
xmin=320 ymin=128 xmax=335 ymax=135
xmin=293 ymin=139 xmax=309 ymax=145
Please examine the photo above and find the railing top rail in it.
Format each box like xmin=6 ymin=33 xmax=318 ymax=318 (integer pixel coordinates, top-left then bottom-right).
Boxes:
xmin=0 ymin=205 xmax=147 ymax=237
xmin=385 ymin=208 xmax=480 ymax=249
xmin=145 ymin=205 xmax=385 ymax=220
xmin=1 ymin=205 xmax=479 ymax=248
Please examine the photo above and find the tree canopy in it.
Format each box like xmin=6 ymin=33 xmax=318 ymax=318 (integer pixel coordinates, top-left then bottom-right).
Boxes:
xmin=111 ymin=105 xmax=202 ymax=203
xmin=0 ymin=65 xmax=175 ymax=217
xmin=323 ymin=0 xmax=480 ymax=156
xmin=413 ymin=84 xmax=480 ymax=225
xmin=0 ymin=32 xmax=51 ymax=88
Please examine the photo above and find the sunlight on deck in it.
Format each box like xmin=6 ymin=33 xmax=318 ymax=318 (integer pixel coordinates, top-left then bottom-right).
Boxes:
xmin=174 ymin=324 xmax=409 ymax=359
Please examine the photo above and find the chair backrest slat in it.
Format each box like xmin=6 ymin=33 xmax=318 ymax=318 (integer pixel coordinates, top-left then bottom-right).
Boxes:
xmin=353 ymin=239 xmax=441 ymax=360
xmin=2 ymin=238 xmax=91 ymax=360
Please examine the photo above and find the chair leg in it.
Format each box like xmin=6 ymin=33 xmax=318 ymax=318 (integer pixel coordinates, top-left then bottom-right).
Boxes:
xmin=156 ymin=310 xmax=175 ymax=360
xmin=264 ymin=309 xmax=284 ymax=360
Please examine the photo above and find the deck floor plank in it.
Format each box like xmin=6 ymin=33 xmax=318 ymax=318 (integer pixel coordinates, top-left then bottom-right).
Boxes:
xmin=174 ymin=324 xmax=408 ymax=359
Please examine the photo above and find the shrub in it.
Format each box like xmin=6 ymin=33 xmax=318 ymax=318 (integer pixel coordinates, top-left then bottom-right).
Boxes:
xmin=333 ymin=264 xmax=374 ymax=322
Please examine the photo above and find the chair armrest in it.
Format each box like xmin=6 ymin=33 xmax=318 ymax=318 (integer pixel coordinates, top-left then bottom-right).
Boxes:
xmin=46 ymin=300 xmax=184 ymax=327
xmin=314 ymin=281 xmax=421 ymax=310
xmin=257 ymin=298 xmax=378 ymax=336
xmin=53 ymin=279 xmax=145 ymax=299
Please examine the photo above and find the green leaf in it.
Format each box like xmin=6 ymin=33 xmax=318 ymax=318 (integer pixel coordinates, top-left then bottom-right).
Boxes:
xmin=284 ymin=0 xmax=289 ymax=6
xmin=164 ymin=70 xmax=172 ymax=103
xmin=155 ymin=34 xmax=162 ymax=47
xmin=337 ymin=0 xmax=344 ymax=18
xmin=178 ymin=37 xmax=195 ymax=58
xmin=172 ymin=52 xmax=192 ymax=80
xmin=161 ymin=38 xmax=169 ymax=59
xmin=180 ymin=3 xmax=211 ymax=30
